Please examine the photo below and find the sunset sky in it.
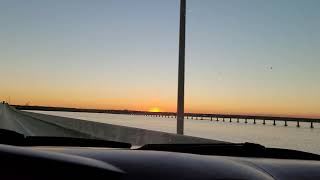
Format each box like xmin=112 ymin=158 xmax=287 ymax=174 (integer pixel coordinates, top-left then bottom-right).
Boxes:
xmin=0 ymin=0 xmax=319 ymax=118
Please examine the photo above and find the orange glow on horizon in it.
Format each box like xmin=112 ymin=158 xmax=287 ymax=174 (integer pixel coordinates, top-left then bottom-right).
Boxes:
xmin=4 ymin=94 xmax=320 ymax=119
xmin=148 ymin=107 xmax=161 ymax=113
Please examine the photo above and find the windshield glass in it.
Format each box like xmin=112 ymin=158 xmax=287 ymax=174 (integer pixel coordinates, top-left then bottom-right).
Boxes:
xmin=0 ymin=0 xmax=319 ymax=154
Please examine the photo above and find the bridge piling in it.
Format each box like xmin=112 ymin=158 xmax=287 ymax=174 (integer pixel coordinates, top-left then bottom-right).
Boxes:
xmin=253 ymin=119 xmax=256 ymax=124
xmin=245 ymin=119 xmax=247 ymax=123
xmin=229 ymin=118 xmax=232 ymax=122
xmin=273 ymin=120 xmax=276 ymax=126
xmin=285 ymin=121 xmax=288 ymax=126
xmin=263 ymin=119 xmax=266 ymax=125
xmin=297 ymin=121 xmax=300 ymax=127
xmin=311 ymin=122 xmax=314 ymax=128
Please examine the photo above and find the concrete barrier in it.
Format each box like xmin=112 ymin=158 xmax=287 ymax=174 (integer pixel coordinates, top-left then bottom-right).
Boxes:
xmin=18 ymin=110 xmax=226 ymax=146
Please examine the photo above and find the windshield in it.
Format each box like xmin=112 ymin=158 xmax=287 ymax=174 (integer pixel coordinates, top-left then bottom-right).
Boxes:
xmin=0 ymin=0 xmax=319 ymax=155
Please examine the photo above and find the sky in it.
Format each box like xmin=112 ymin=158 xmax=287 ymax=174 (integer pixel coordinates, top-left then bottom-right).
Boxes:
xmin=0 ymin=0 xmax=319 ymax=118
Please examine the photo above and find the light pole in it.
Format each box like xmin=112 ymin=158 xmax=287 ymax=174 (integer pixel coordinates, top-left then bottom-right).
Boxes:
xmin=177 ymin=0 xmax=186 ymax=135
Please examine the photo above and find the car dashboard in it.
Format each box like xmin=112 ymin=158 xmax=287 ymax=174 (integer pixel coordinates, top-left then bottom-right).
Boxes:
xmin=0 ymin=144 xmax=319 ymax=180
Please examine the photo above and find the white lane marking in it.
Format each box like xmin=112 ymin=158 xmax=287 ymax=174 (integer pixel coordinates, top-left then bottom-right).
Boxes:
xmin=14 ymin=118 xmax=35 ymax=136
xmin=3 ymin=104 xmax=35 ymax=136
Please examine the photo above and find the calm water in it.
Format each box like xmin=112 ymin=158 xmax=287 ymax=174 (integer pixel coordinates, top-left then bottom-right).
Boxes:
xmin=27 ymin=110 xmax=320 ymax=154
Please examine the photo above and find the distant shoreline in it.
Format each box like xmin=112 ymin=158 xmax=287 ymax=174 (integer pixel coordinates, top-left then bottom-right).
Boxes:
xmin=13 ymin=105 xmax=146 ymax=115
xmin=13 ymin=105 xmax=320 ymax=121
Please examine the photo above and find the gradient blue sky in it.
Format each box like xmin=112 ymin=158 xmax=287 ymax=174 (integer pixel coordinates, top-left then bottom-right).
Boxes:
xmin=0 ymin=0 xmax=319 ymax=117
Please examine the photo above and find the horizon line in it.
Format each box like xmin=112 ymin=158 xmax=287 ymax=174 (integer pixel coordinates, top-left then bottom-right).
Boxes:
xmin=11 ymin=103 xmax=320 ymax=120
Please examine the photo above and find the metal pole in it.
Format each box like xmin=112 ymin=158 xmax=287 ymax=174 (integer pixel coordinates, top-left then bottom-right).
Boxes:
xmin=177 ymin=0 xmax=186 ymax=135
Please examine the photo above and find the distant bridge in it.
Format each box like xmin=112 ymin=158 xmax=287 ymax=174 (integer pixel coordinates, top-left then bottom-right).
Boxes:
xmin=13 ymin=105 xmax=320 ymax=128
xmin=135 ymin=112 xmax=320 ymax=128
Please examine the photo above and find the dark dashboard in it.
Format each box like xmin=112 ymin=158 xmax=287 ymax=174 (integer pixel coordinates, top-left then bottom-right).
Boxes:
xmin=1 ymin=144 xmax=320 ymax=180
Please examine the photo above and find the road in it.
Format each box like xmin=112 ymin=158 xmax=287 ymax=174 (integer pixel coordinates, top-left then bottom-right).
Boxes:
xmin=0 ymin=103 xmax=90 ymax=137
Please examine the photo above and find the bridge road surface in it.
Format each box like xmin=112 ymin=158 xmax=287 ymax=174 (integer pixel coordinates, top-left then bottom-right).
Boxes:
xmin=0 ymin=103 xmax=91 ymax=138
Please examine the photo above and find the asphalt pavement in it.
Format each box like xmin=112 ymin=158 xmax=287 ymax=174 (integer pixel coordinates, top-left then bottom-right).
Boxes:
xmin=0 ymin=103 xmax=91 ymax=138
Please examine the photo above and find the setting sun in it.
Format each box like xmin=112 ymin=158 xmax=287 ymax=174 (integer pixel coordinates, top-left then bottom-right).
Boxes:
xmin=149 ymin=107 xmax=161 ymax=113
